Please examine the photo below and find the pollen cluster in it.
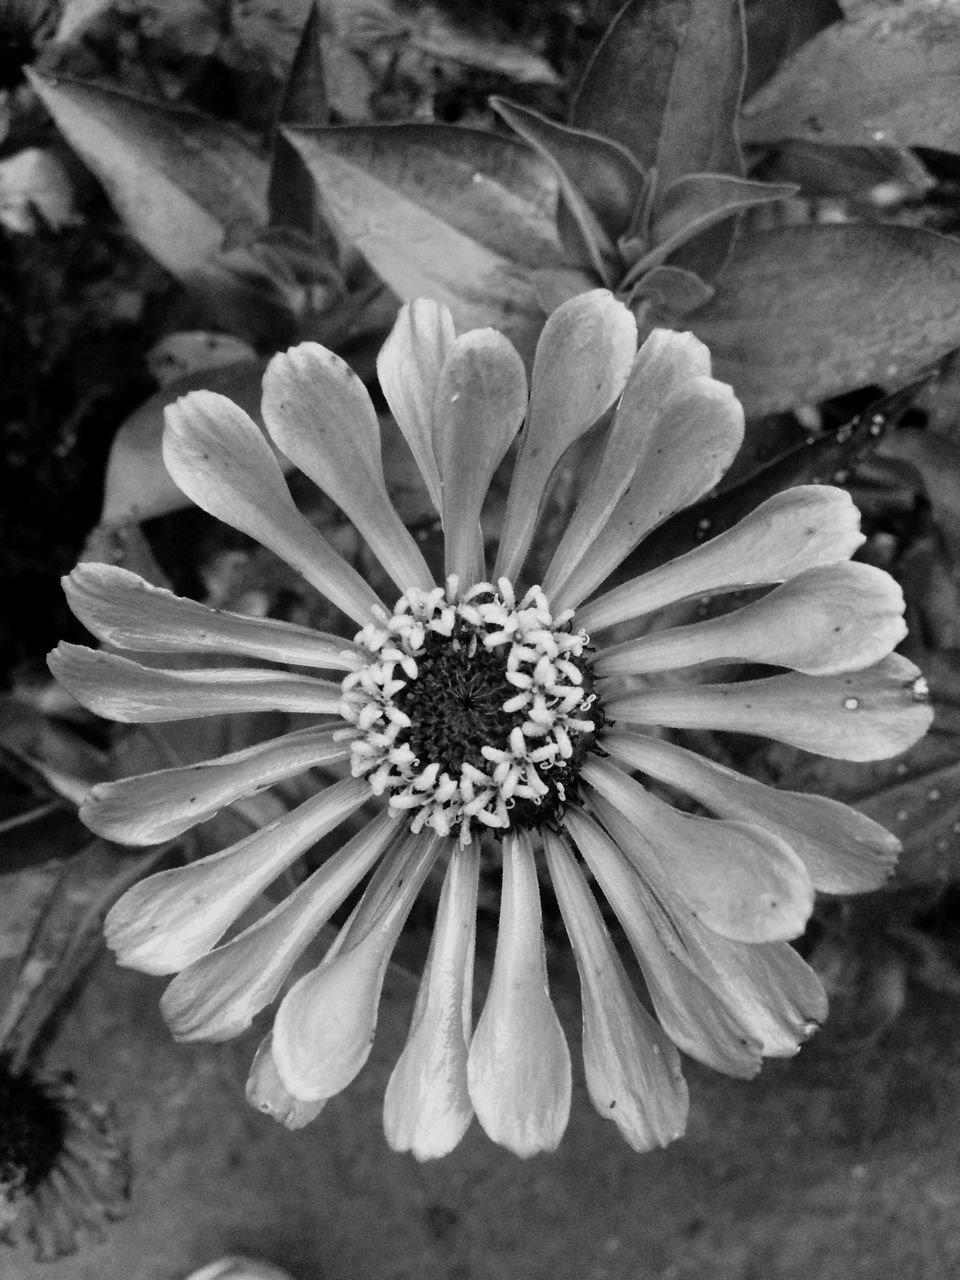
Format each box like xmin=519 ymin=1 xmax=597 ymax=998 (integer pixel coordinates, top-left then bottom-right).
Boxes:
xmin=338 ymin=578 xmax=598 ymax=842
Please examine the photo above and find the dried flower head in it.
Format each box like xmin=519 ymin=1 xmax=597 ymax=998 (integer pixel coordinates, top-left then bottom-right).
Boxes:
xmin=50 ymin=290 xmax=931 ymax=1158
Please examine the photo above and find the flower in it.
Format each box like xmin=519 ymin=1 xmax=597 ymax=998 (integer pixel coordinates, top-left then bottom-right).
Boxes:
xmin=0 ymin=1059 xmax=130 ymax=1260
xmin=49 ymin=290 xmax=931 ymax=1159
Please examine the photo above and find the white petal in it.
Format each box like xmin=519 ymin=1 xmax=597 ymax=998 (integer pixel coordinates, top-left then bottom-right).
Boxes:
xmin=467 ymin=832 xmax=571 ymax=1157
xmin=82 ymin=726 xmax=347 ymax=845
xmin=577 ymin=485 xmax=865 ymax=633
xmin=163 ymin=390 xmax=381 ymax=625
xmin=262 ymin=342 xmax=434 ymax=593
xmin=548 ymin=376 xmax=745 ymax=611
xmin=583 ymin=757 xmax=814 ymax=943
xmin=432 ymin=329 xmax=528 ymax=585
xmin=605 ymin=731 xmax=899 ymax=893
xmin=494 ymin=290 xmax=637 ymax=582
xmin=606 ymin=652 xmax=934 ymax=761
xmin=103 ymin=776 xmax=368 ymax=974
xmin=543 ymin=329 xmax=709 ymax=591
xmin=62 ymin=562 xmax=358 ymax=669
xmin=383 ymin=840 xmax=479 ymax=1160
xmin=160 ymin=812 xmax=398 ymax=1041
xmin=543 ymin=832 xmax=688 ymax=1151
xmin=271 ymin=832 xmax=441 ymax=1101
xmin=48 ymin=644 xmax=341 ymax=722
xmin=246 ymin=1033 xmax=327 ymax=1130
xmin=377 ymin=299 xmax=455 ymax=514
xmin=595 ymin=562 xmax=906 ymax=677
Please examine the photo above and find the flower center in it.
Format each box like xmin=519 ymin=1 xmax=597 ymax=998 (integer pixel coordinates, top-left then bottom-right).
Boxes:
xmin=339 ymin=579 xmax=601 ymax=842
xmin=0 ymin=1061 xmax=66 ymax=1196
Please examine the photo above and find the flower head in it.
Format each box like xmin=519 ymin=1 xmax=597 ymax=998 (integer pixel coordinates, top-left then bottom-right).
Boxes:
xmin=50 ymin=290 xmax=931 ymax=1159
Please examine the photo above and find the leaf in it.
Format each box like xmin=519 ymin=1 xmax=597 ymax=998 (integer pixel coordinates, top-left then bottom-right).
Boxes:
xmin=753 ymin=138 xmax=934 ymax=200
xmin=27 ymin=72 xmax=268 ymax=279
xmin=691 ymin=223 xmax=960 ymax=416
xmin=741 ymin=3 xmax=960 ymax=152
xmin=572 ymin=0 xmax=746 ymax=188
xmin=743 ymin=0 xmax=843 ymax=98
xmin=284 ymin=124 xmax=565 ymax=356
xmin=405 ymin=9 xmax=560 ymax=85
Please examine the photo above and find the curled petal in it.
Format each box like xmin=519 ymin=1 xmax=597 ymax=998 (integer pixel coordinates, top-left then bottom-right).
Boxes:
xmin=543 ymin=832 xmax=688 ymax=1152
xmin=548 ymin=375 xmax=744 ymax=610
xmin=377 ymin=299 xmax=455 ymax=513
xmin=82 ymin=726 xmax=347 ymax=845
xmin=432 ymin=329 xmax=528 ymax=584
xmin=544 ymin=329 xmax=709 ymax=591
xmin=578 ymin=485 xmax=866 ymax=633
xmin=246 ymin=1034 xmax=327 ymax=1130
xmin=495 ymin=290 xmax=637 ymax=582
xmin=272 ymin=833 xmax=441 ymax=1102
xmin=605 ymin=731 xmax=899 ymax=893
xmin=606 ymin=653 xmax=934 ymax=761
xmin=62 ymin=562 xmax=358 ymax=669
xmin=163 ymin=390 xmax=380 ymax=624
xmin=103 ymin=777 xmax=368 ymax=975
xmin=49 ymin=644 xmax=341 ymax=722
xmin=262 ymin=343 xmax=433 ymax=594
xmin=467 ymin=832 xmax=571 ymax=1157
xmin=583 ymin=757 xmax=814 ymax=943
xmin=595 ymin=563 xmax=906 ymax=677
xmin=161 ymin=812 xmax=398 ymax=1042
xmin=384 ymin=840 xmax=480 ymax=1160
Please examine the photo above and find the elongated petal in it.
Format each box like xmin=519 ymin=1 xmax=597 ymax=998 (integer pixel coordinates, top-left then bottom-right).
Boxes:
xmin=605 ymin=731 xmax=899 ymax=893
xmin=578 ymin=485 xmax=865 ymax=633
xmin=262 ymin=343 xmax=434 ymax=594
xmin=163 ymin=390 xmax=380 ymax=625
xmin=82 ymin=726 xmax=347 ymax=845
xmin=103 ymin=776 xmax=368 ymax=974
xmin=62 ymin=562 xmax=358 ymax=669
xmin=383 ymin=840 xmax=479 ymax=1160
xmin=246 ymin=1033 xmax=327 ymax=1130
xmin=549 ymin=377 xmax=745 ymax=611
xmin=565 ymin=807 xmax=765 ymax=1077
xmin=494 ymin=290 xmax=637 ymax=582
xmin=467 ymin=832 xmax=571 ymax=1157
xmin=543 ymin=330 xmax=709 ymax=590
xmin=583 ymin=757 xmax=814 ymax=943
xmin=161 ymin=812 xmax=398 ymax=1041
xmin=272 ymin=833 xmax=441 ymax=1101
xmin=48 ymin=644 xmax=341 ymax=722
xmin=432 ymin=329 xmax=528 ymax=584
xmin=595 ymin=563 xmax=906 ymax=678
xmin=606 ymin=653 xmax=933 ymax=761
xmin=377 ymin=299 xmax=454 ymax=513
xmin=543 ymin=832 xmax=688 ymax=1151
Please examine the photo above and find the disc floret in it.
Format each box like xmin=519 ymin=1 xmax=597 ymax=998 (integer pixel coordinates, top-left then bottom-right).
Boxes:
xmin=339 ymin=577 xmax=598 ymax=842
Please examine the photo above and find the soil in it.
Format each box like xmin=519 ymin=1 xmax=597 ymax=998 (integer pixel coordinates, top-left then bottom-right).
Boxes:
xmin=7 ymin=950 xmax=960 ymax=1280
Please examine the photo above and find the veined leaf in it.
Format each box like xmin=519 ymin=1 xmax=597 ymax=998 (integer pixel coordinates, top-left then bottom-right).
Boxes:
xmin=284 ymin=124 xmax=564 ymax=353
xmin=741 ymin=3 xmax=960 ymax=152
xmin=28 ymin=72 xmax=268 ymax=279
xmin=692 ymin=224 xmax=960 ymax=416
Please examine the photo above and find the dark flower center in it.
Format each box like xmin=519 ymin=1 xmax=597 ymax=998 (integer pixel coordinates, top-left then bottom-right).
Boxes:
xmin=0 ymin=1061 xmax=66 ymax=1193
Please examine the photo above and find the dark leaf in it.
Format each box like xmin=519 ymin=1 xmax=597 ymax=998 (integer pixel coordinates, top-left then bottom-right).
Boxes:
xmin=752 ymin=138 xmax=934 ymax=200
xmin=743 ymin=0 xmax=844 ymax=98
xmin=692 ymin=224 xmax=960 ymax=416
xmin=741 ymin=3 xmax=960 ymax=153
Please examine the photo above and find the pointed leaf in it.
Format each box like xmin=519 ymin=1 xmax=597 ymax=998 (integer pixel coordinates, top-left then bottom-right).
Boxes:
xmin=741 ymin=4 xmax=960 ymax=152
xmin=693 ymin=224 xmax=960 ymax=416
xmin=28 ymin=72 xmax=268 ymax=279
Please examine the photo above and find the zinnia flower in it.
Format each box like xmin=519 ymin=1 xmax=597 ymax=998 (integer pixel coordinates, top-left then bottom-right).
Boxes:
xmin=49 ymin=290 xmax=931 ymax=1159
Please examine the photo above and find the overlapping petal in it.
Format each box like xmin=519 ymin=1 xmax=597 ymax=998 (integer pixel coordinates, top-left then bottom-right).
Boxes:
xmin=262 ymin=343 xmax=434 ymax=594
xmin=103 ymin=776 xmax=368 ymax=974
xmin=62 ymin=562 xmax=359 ymax=669
xmin=467 ymin=832 xmax=571 ymax=1157
xmin=578 ymin=485 xmax=865 ymax=633
xmin=163 ymin=390 xmax=381 ymax=624
xmin=606 ymin=653 xmax=933 ymax=761
xmin=48 ymin=644 xmax=341 ymax=722
xmin=495 ymin=290 xmax=637 ymax=582
xmin=246 ymin=1033 xmax=328 ymax=1131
